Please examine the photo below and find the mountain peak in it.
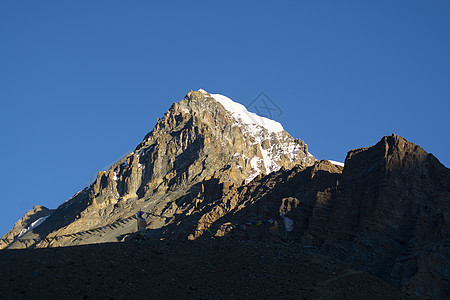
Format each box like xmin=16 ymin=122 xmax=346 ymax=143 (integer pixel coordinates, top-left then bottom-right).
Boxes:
xmin=178 ymin=89 xmax=314 ymax=181
xmin=197 ymin=89 xmax=284 ymax=134
xmin=2 ymin=90 xmax=315 ymax=250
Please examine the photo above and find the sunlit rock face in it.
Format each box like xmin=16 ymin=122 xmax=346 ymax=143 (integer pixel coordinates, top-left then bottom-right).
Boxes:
xmin=2 ymin=89 xmax=314 ymax=250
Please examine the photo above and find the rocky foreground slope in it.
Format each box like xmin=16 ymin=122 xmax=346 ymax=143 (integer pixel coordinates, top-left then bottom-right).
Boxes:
xmin=0 ymin=238 xmax=406 ymax=299
xmin=1 ymin=90 xmax=449 ymax=298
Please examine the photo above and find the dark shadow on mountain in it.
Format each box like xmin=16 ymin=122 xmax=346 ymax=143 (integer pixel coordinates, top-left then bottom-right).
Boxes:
xmin=200 ymin=165 xmax=342 ymax=243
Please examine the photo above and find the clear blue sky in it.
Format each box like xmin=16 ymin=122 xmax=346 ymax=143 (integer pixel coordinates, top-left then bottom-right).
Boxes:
xmin=1 ymin=1 xmax=449 ymax=236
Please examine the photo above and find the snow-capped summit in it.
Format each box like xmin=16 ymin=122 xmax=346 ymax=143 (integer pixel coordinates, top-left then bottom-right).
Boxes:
xmin=197 ymin=89 xmax=314 ymax=181
xmin=198 ymin=89 xmax=284 ymax=134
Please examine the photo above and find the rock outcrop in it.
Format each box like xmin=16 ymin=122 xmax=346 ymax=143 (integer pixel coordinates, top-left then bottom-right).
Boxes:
xmin=190 ymin=134 xmax=449 ymax=299
xmin=304 ymin=134 xmax=450 ymax=299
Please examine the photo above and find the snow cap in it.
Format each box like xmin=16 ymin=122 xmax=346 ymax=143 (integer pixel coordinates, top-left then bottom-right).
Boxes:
xmin=198 ymin=89 xmax=284 ymax=133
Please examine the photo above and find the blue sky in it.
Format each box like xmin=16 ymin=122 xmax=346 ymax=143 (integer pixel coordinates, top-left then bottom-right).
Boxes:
xmin=1 ymin=1 xmax=449 ymax=236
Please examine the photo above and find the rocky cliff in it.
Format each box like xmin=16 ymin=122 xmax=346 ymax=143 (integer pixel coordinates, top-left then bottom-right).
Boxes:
xmin=304 ymin=134 xmax=450 ymax=299
xmin=188 ymin=134 xmax=449 ymax=299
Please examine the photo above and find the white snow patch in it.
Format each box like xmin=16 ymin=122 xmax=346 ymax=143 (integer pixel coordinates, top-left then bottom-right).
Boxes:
xmin=18 ymin=216 xmax=50 ymax=238
xmin=30 ymin=216 xmax=49 ymax=229
xmin=113 ymin=172 xmax=118 ymax=181
xmin=250 ymin=156 xmax=261 ymax=171
xmin=328 ymin=160 xmax=344 ymax=167
xmin=247 ymin=156 xmax=263 ymax=182
xmin=200 ymin=90 xmax=284 ymax=134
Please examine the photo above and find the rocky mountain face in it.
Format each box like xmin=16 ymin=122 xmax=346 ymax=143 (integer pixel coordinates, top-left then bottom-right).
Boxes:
xmin=304 ymin=134 xmax=450 ymax=299
xmin=186 ymin=134 xmax=449 ymax=299
xmin=1 ymin=89 xmax=314 ymax=249
xmin=2 ymin=89 xmax=448 ymax=299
